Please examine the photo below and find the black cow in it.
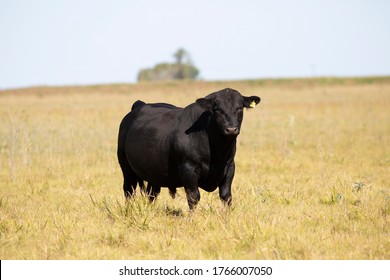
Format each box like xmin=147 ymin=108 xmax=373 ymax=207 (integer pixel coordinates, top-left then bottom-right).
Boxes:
xmin=117 ymin=88 xmax=260 ymax=210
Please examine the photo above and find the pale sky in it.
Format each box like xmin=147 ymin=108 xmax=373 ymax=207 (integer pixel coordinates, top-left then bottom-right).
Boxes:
xmin=1 ymin=0 xmax=390 ymax=89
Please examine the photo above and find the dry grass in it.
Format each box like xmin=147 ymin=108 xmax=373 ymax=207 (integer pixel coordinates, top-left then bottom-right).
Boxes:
xmin=0 ymin=78 xmax=389 ymax=259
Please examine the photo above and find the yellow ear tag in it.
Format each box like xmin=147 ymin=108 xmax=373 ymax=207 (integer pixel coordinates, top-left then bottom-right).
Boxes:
xmin=249 ymin=100 xmax=256 ymax=108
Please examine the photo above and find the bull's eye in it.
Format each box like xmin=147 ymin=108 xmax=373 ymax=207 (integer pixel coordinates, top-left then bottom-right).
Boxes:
xmin=212 ymin=106 xmax=223 ymax=113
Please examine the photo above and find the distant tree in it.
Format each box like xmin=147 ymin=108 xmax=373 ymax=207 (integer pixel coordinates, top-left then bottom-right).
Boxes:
xmin=138 ymin=49 xmax=199 ymax=82
xmin=175 ymin=63 xmax=199 ymax=80
xmin=174 ymin=48 xmax=187 ymax=64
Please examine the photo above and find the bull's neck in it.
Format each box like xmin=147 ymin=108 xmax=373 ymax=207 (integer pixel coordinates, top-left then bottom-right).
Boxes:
xmin=207 ymin=122 xmax=237 ymax=162
xmin=187 ymin=106 xmax=237 ymax=162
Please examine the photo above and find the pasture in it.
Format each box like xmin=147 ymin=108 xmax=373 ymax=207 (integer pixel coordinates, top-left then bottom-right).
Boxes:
xmin=0 ymin=78 xmax=389 ymax=259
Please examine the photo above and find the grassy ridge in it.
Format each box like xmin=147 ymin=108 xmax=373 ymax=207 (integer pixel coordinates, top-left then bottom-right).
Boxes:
xmin=0 ymin=78 xmax=389 ymax=259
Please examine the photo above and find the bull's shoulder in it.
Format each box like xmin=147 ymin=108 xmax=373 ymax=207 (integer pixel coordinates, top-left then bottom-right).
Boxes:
xmin=173 ymin=103 xmax=211 ymax=152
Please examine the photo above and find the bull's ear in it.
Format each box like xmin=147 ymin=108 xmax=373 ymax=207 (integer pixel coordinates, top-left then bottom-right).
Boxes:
xmin=243 ymin=96 xmax=261 ymax=108
xmin=196 ymin=98 xmax=213 ymax=109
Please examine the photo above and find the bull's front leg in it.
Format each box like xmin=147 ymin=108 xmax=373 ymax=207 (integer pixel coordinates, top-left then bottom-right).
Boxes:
xmin=219 ymin=161 xmax=235 ymax=206
xmin=181 ymin=162 xmax=201 ymax=211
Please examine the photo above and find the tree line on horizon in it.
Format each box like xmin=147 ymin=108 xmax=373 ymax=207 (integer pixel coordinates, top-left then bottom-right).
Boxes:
xmin=137 ymin=49 xmax=200 ymax=82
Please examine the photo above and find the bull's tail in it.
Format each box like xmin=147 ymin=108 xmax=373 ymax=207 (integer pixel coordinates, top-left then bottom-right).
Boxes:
xmin=131 ymin=100 xmax=146 ymax=111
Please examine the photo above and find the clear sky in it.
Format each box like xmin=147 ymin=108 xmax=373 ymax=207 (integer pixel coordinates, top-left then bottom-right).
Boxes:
xmin=1 ymin=0 xmax=390 ymax=89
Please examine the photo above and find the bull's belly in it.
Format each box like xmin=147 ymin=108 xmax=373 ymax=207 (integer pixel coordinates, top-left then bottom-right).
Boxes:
xmin=126 ymin=151 xmax=174 ymax=187
xmin=127 ymin=154 xmax=222 ymax=192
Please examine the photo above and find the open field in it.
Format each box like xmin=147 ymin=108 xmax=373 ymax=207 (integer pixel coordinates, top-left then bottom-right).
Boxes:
xmin=0 ymin=78 xmax=389 ymax=259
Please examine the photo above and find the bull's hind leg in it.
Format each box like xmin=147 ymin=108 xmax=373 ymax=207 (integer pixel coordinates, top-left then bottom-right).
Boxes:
xmin=169 ymin=187 xmax=176 ymax=199
xmin=139 ymin=179 xmax=147 ymax=194
xmin=146 ymin=183 xmax=161 ymax=202
xmin=117 ymin=150 xmax=138 ymax=199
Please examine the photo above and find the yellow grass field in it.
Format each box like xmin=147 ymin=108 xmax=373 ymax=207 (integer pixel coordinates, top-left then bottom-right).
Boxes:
xmin=0 ymin=78 xmax=389 ymax=259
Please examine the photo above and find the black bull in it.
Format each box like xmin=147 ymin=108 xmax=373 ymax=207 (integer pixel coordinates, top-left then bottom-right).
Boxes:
xmin=117 ymin=88 xmax=261 ymax=210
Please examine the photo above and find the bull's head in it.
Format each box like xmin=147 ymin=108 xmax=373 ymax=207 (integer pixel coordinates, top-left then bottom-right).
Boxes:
xmin=196 ymin=88 xmax=261 ymax=137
